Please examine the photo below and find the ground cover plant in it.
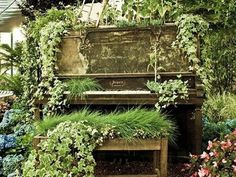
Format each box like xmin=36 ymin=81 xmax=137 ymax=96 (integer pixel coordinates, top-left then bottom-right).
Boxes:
xmin=23 ymin=108 xmax=176 ymax=176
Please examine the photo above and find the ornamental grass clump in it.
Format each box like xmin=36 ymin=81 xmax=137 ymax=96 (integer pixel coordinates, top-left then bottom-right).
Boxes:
xmin=36 ymin=108 xmax=176 ymax=142
xmin=203 ymin=92 xmax=236 ymax=122
xmin=65 ymin=78 xmax=102 ymax=99
xmin=188 ymin=130 xmax=236 ymax=177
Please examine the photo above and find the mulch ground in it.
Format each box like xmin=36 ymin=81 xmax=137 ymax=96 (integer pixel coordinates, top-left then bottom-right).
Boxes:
xmin=95 ymin=161 xmax=192 ymax=177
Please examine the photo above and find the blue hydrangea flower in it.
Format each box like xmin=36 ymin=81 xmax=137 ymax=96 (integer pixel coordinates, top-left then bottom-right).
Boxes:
xmin=0 ymin=109 xmax=21 ymax=131
xmin=0 ymin=134 xmax=16 ymax=150
xmin=4 ymin=135 xmax=16 ymax=149
xmin=0 ymin=135 xmax=5 ymax=150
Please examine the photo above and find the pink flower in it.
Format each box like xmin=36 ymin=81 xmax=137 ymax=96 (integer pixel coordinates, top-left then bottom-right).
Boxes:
xmin=198 ymin=167 xmax=210 ymax=177
xmin=222 ymin=159 xmax=227 ymax=163
xmin=212 ymin=150 xmax=219 ymax=157
xmin=207 ymin=141 xmax=213 ymax=150
xmin=200 ymin=152 xmax=210 ymax=161
xmin=233 ymin=165 xmax=236 ymax=174
xmin=213 ymin=161 xmax=218 ymax=168
xmin=220 ymin=140 xmax=232 ymax=150
xmin=191 ymin=172 xmax=198 ymax=177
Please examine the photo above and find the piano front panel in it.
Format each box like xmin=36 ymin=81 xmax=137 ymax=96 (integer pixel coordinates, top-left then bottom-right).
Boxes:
xmin=56 ymin=25 xmax=190 ymax=75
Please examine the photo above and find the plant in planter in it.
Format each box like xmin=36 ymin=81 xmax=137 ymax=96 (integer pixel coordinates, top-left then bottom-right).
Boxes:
xmin=23 ymin=109 xmax=176 ymax=176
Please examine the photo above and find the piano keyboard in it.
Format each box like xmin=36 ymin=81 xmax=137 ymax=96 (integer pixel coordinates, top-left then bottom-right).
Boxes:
xmin=0 ymin=90 xmax=13 ymax=98
xmin=83 ymin=90 xmax=151 ymax=95
xmin=64 ymin=90 xmax=151 ymax=95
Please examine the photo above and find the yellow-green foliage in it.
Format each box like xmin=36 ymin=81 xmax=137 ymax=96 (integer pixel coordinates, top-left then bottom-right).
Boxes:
xmin=203 ymin=93 xmax=236 ymax=122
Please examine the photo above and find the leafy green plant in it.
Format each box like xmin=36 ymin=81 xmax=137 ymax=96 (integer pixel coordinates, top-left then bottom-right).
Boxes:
xmin=23 ymin=121 xmax=113 ymax=177
xmin=202 ymin=117 xmax=236 ymax=149
xmin=65 ymin=78 xmax=102 ymax=99
xmin=102 ymin=4 xmax=122 ymax=25
xmin=0 ymin=75 xmax=23 ymax=96
xmin=203 ymin=93 xmax=236 ymax=122
xmin=121 ymin=0 xmax=175 ymax=25
xmin=2 ymin=154 xmax=24 ymax=176
xmin=23 ymin=108 xmax=176 ymax=176
xmin=0 ymin=43 xmax=23 ymax=74
xmin=201 ymin=30 xmax=236 ymax=94
xmin=146 ymin=77 xmax=188 ymax=110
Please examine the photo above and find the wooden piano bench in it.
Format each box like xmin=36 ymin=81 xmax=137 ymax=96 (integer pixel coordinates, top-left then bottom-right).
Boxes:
xmin=33 ymin=137 xmax=168 ymax=177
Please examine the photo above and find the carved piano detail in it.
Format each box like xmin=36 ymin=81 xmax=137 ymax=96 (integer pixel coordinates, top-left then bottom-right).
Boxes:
xmin=36 ymin=24 xmax=204 ymax=154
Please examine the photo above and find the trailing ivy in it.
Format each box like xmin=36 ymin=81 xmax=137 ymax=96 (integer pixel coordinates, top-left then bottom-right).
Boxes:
xmin=20 ymin=7 xmax=83 ymax=117
xmin=174 ymin=14 xmax=209 ymax=71
xmin=36 ymin=21 xmax=68 ymax=115
xmin=23 ymin=121 xmax=114 ymax=177
xmin=147 ymin=77 xmax=189 ymax=110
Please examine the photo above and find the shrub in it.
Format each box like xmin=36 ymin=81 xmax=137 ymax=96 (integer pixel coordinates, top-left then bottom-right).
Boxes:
xmin=188 ymin=130 xmax=236 ymax=177
xmin=203 ymin=93 xmax=236 ymax=122
xmin=202 ymin=117 xmax=236 ymax=149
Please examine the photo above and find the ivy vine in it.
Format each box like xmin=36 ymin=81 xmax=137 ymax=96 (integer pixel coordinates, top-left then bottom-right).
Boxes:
xmin=36 ymin=21 xmax=68 ymax=115
xmin=20 ymin=7 xmax=83 ymax=117
xmin=22 ymin=121 xmax=114 ymax=177
xmin=174 ymin=14 xmax=209 ymax=71
xmin=147 ymin=76 xmax=189 ymax=110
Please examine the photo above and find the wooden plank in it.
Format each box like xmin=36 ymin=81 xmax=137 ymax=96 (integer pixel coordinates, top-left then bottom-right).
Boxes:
xmin=96 ymin=175 xmax=158 ymax=177
xmin=96 ymin=139 xmax=161 ymax=151
xmin=33 ymin=137 xmax=163 ymax=151
xmin=160 ymin=139 xmax=168 ymax=177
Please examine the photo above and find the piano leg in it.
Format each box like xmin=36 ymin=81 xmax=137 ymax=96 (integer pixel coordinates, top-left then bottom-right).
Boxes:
xmin=34 ymin=104 xmax=41 ymax=120
xmin=193 ymin=107 xmax=202 ymax=154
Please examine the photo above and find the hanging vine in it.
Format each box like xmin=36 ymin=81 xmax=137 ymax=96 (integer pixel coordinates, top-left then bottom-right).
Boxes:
xmin=20 ymin=7 xmax=83 ymax=117
xmin=174 ymin=14 xmax=209 ymax=71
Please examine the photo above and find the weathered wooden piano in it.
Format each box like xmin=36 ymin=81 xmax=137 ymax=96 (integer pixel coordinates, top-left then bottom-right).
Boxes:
xmin=35 ymin=24 xmax=204 ymax=155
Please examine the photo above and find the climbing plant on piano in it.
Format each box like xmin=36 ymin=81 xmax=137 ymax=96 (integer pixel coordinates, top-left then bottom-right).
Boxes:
xmin=20 ymin=7 xmax=84 ymax=116
xmin=146 ymin=75 xmax=188 ymax=110
xmin=174 ymin=14 xmax=209 ymax=71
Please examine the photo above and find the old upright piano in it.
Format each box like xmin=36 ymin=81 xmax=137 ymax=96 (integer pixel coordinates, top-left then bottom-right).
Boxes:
xmin=36 ymin=23 xmax=204 ymax=154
